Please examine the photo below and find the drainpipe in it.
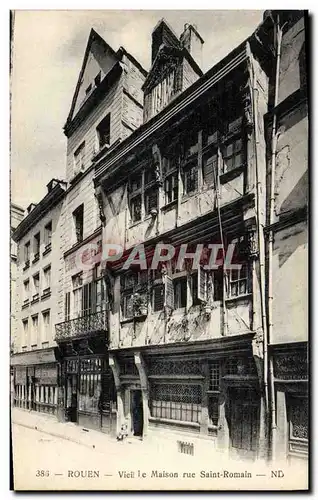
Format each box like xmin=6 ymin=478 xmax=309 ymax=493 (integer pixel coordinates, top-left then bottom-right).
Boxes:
xmin=268 ymin=16 xmax=283 ymax=462
xmin=247 ymin=43 xmax=269 ymax=447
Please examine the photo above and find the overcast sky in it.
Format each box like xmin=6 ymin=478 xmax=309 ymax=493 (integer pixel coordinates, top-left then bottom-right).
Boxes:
xmin=10 ymin=9 xmax=263 ymax=210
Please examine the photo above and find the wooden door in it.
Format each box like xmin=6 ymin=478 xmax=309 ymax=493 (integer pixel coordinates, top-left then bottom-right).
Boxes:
xmin=228 ymin=387 xmax=260 ymax=460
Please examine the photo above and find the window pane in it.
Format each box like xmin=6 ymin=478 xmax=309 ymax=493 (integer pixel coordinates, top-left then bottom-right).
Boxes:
xmin=130 ymin=195 xmax=141 ymax=222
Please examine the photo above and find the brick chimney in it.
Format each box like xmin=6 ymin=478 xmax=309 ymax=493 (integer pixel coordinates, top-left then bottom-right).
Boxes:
xmin=180 ymin=23 xmax=204 ymax=69
xmin=151 ymin=19 xmax=180 ymax=64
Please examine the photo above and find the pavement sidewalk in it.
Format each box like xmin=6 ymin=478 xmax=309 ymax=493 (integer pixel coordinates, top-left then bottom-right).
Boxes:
xmin=12 ymin=407 xmax=137 ymax=454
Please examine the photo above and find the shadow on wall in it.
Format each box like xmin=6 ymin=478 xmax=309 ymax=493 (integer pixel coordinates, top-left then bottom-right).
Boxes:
xmin=274 ymin=219 xmax=307 ymax=269
xmin=279 ymin=170 xmax=307 ymax=218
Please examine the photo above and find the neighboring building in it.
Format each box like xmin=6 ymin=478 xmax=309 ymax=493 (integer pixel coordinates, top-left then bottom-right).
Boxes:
xmin=264 ymin=11 xmax=308 ymax=464
xmin=93 ymin=18 xmax=273 ymax=460
xmin=11 ymin=179 xmax=67 ymax=414
xmin=11 ymin=11 xmax=308 ymax=466
xmin=53 ymin=29 xmax=147 ymax=433
xmin=11 ymin=203 xmax=24 ymax=353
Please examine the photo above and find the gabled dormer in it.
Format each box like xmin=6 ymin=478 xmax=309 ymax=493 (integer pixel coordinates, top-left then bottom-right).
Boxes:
xmin=63 ymin=28 xmax=147 ymax=183
xmin=142 ymin=19 xmax=204 ymax=123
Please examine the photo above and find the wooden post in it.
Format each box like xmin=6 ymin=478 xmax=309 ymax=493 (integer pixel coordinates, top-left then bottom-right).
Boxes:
xmin=134 ymin=352 xmax=149 ymax=438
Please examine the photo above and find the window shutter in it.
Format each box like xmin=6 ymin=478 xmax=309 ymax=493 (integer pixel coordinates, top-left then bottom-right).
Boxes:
xmin=197 ymin=267 xmax=207 ymax=302
xmin=164 ymin=275 xmax=174 ymax=310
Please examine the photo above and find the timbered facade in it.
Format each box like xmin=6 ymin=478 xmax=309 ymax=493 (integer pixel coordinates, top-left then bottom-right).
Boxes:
xmin=93 ymin=18 xmax=274 ymax=459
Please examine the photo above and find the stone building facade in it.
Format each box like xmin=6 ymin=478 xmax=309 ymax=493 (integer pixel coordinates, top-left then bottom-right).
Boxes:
xmin=11 ymin=180 xmax=66 ymax=414
xmin=53 ymin=29 xmax=147 ymax=433
xmin=11 ymin=11 xmax=308 ymax=463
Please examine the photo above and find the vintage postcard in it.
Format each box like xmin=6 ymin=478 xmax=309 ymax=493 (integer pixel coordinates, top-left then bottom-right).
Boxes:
xmin=10 ymin=9 xmax=309 ymax=491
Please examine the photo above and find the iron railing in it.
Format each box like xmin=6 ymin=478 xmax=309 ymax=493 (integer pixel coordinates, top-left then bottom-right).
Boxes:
xmin=55 ymin=310 xmax=108 ymax=342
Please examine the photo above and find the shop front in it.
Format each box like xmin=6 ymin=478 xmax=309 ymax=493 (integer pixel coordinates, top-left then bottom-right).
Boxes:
xmin=109 ymin=335 xmax=265 ymax=460
xmin=55 ymin=334 xmax=116 ymax=435
xmin=271 ymin=342 xmax=308 ymax=465
xmin=11 ymin=348 xmax=58 ymax=414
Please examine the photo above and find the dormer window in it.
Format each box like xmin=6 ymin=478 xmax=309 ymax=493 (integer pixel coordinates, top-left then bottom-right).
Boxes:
xmin=85 ymin=83 xmax=92 ymax=95
xmin=96 ymin=114 xmax=111 ymax=150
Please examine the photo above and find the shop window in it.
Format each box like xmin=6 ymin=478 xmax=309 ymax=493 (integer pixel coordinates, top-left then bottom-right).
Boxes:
xmin=150 ymin=383 xmax=202 ymax=423
xmin=288 ymin=395 xmax=308 ymax=453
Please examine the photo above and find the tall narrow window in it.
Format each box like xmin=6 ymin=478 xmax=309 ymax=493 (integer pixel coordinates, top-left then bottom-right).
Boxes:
xmin=74 ymin=142 xmax=85 ymax=175
xmin=129 ymin=173 xmax=142 ymax=223
xmin=222 ymin=138 xmax=244 ymax=173
xmin=82 ymin=282 xmax=93 ymax=317
xmin=22 ymin=318 xmax=28 ymax=345
xmin=73 ymin=204 xmax=84 ymax=243
xmin=144 ymin=168 xmax=158 ymax=216
xmin=227 ymin=263 xmax=249 ymax=298
xmin=44 ymin=221 xmax=52 ymax=248
xmin=23 ymin=279 xmax=30 ymax=304
xmin=65 ymin=292 xmax=71 ymax=321
xmin=33 ymin=273 xmax=40 ymax=299
xmin=33 ymin=233 xmax=40 ymax=261
xmin=31 ymin=315 xmax=39 ymax=347
xmin=173 ymin=276 xmax=187 ymax=309
xmin=97 ymin=114 xmax=111 ymax=150
xmin=43 ymin=265 xmax=51 ymax=293
xmin=42 ymin=310 xmax=50 ymax=343
xmin=24 ymin=241 xmax=30 ymax=265
xmin=72 ymin=273 xmax=83 ymax=318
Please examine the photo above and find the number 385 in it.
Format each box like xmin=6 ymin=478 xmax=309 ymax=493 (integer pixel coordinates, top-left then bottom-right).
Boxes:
xmin=36 ymin=470 xmax=49 ymax=477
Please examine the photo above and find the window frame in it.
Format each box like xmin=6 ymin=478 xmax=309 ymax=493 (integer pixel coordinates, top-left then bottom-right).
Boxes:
xmin=96 ymin=114 xmax=111 ymax=151
xmin=74 ymin=141 xmax=85 ymax=175
xmin=44 ymin=221 xmax=52 ymax=248
xmin=73 ymin=204 xmax=84 ymax=244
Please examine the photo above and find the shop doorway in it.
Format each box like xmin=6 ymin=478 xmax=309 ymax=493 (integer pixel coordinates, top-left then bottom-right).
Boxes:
xmin=66 ymin=373 xmax=78 ymax=423
xmin=228 ymin=387 xmax=260 ymax=460
xmin=131 ymin=390 xmax=143 ymax=437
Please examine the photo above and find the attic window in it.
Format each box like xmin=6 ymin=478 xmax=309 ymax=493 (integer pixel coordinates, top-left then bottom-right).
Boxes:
xmin=94 ymin=72 xmax=101 ymax=87
xmin=97 ymin=114 xmax=111 ymax=150
xmin=85 ymin=84 xmax=92 ymax=95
